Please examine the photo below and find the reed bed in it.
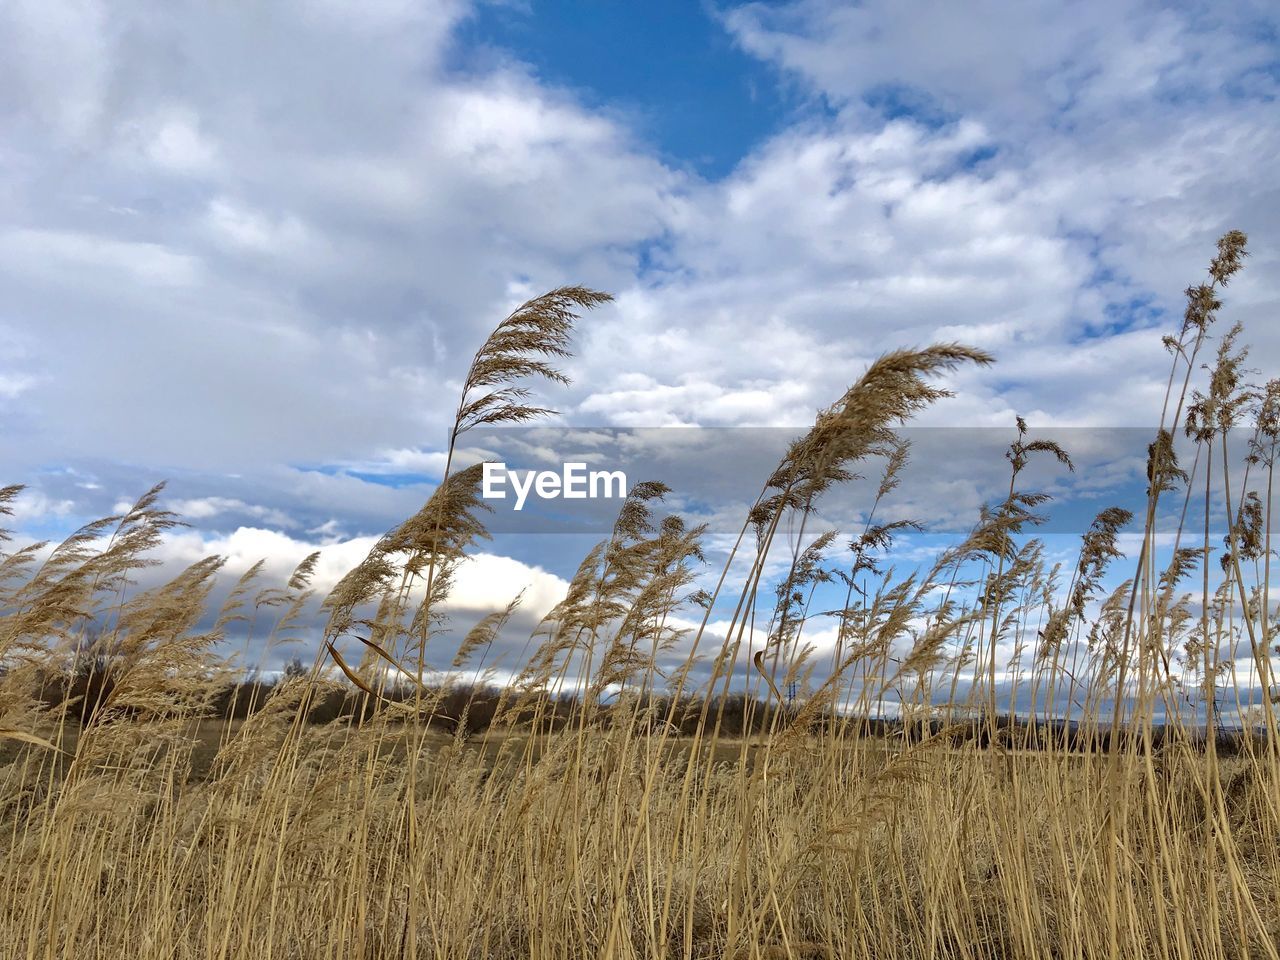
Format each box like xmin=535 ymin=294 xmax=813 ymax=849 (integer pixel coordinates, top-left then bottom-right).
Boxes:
xmin=2 ymin=234 xmax=1279 ymax=959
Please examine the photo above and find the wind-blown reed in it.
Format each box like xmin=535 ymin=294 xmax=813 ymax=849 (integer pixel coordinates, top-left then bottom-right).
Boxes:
xmin=1 ymin=235 xmax=1279 ymax=959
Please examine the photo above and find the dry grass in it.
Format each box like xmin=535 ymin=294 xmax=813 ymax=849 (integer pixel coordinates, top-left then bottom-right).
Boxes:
xmin=3 ymin=243 xmax=1280 ymax=958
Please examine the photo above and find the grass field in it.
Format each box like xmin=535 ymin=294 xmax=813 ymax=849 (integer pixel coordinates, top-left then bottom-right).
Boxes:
xmin=3 ymin=232 xmax=1280 ymax=958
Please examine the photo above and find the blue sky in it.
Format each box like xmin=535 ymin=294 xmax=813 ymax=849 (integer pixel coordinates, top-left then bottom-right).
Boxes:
xmin=454 ymin=1 xmax=800 ymax=179
xmin=2 ymin=0 xmax=1280 ymax=678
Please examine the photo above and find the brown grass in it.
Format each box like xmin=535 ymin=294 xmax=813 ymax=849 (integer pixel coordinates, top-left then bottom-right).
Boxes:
xmin=2 ymin=235 xmax=1280 ymax=958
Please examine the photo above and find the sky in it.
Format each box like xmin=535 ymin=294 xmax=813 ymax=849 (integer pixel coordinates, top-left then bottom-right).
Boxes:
xmin=3 ymin=0 xmax=1280 ymax=684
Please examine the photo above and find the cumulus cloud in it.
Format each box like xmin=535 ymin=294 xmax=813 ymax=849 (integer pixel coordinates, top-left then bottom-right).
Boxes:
xmin=132 ymin=524 xmax=571 ymax=672
xmin=0 ymin=0 xmax=677 ymax=475
xmin=722 ymin=0 xmax=1278 ymax=126
xmin=3 ymin=0 xmax=1279 ymax=670
xmin=704 ymin=0 xmax=1280 ymax=426
xmin=156 ymin=525 xmax=566 ymax=615
xmin=165 ymin=496 xmax=297 ymax=530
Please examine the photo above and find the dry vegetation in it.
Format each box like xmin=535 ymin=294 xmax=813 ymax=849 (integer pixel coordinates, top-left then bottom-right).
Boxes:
xmin=3 ymin=233 xmax=1280 ymax=958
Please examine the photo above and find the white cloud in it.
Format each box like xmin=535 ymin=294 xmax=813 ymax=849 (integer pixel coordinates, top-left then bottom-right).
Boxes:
xmin=0 ymin=0 xmax=678 ymax=472
xmin=2 ymin=229 xmax=203 ymax=288
xmin=3 ymin=0 xmax=1279 ymax=631
xmin=0 ymin=373 xmax=35 ymax=399
xmin=165 ymin=496 xmax=297 ymax=529
xmin=334 ymin=445 xmax=498 ymax=478
xmin=557 ymin=0 xmax=1280 ymax=437
xmin=139 ymin=106 xmax=220 ymax=173
xmin=157 ymin=525 xmax=568 ymax=622
xmin=0 ymin=0 xmax=112 ymax=141
xmin=722 ymin=0 xmax=1278 ymax=127
xmin=205 ymin=198 xmax=315 ymax=257
xmin=448 ymin=552 xmax=568 ymax=617
xmin=9 ymin=489 xmax=77 ymax=525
